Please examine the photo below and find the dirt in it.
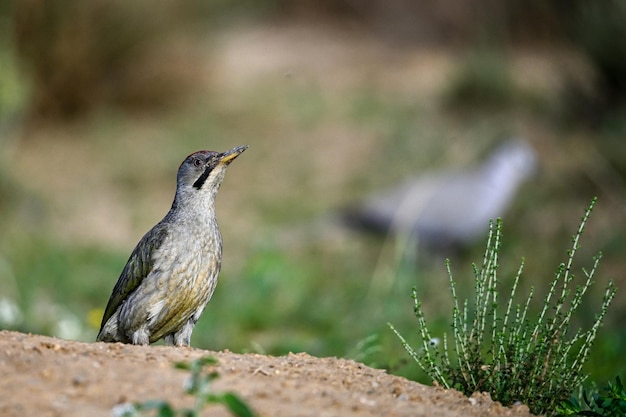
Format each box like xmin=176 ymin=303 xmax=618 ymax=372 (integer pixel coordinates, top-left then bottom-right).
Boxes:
xmin=0 ymin=331 xmax=534 ymax=417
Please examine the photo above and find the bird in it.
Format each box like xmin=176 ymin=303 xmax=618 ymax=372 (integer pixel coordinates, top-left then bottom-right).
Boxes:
xmin=342 ymin=139 xmax=536 ymax=251
xmin=97 ymin=145 xmax=248 ymax=346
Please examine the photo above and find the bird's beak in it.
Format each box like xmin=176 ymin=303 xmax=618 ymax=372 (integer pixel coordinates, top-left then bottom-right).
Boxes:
xmin=218 ymin=145 xmax=249 ymax=165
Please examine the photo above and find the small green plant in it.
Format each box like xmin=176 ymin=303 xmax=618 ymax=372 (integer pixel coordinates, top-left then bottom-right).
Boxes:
xmin=558 ymin=376 xmax=626 ymax=417
xmin=114 ymin=356 xmax=257 ymax=417
xmin=346 ymin=333 xmax=383 ymax=367
xmin=389 ymin=198 xmax=617 ymax=416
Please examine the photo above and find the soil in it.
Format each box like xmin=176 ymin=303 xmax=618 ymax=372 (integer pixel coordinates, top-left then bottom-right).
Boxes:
xmin=0 ymin=331 xmax=534 ymax=417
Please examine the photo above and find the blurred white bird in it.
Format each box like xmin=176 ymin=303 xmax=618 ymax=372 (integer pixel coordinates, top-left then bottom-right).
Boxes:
xmin=342 ymin=138 xmax=537 ymax=250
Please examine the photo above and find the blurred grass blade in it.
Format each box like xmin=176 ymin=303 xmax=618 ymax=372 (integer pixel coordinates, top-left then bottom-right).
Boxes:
xmin=219 ymin=393 xmax=258 ymax=417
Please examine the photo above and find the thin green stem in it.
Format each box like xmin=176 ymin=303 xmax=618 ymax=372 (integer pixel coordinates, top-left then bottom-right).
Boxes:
xmin=389 ymin=198 xmax=615 ymax=416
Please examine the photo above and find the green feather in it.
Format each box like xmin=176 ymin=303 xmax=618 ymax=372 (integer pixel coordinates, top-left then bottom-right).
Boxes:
xmin=99 ymin=224 xmax=169 ymax=329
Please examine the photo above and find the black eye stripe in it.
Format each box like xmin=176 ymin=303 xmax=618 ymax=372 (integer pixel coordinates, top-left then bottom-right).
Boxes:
xmin=192 ymin=165 xmax=212 ymax=189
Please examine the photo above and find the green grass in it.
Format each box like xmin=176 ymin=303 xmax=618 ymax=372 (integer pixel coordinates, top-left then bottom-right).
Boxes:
xmin=0 ymin=237 xmax=125 ymax=339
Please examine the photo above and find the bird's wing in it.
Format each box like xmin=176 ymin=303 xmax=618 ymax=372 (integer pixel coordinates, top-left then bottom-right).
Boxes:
xmin=346 ymin=174 xmax=442 ymax=233
xmin=99 ymin=223 xmax=169 ymax=329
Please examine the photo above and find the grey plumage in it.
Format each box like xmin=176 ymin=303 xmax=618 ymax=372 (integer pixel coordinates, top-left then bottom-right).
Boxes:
xmin=97 ymin=145 xmax=248 ymax=346
xmin=343 ymin=139 xmax=536 ymax=249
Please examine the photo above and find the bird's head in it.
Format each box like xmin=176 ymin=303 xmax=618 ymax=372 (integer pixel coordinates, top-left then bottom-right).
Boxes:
xmin=486 ymin=138 xmax=537 ymax=181
xmin=175 ymin=145 xmax=248 ymax=203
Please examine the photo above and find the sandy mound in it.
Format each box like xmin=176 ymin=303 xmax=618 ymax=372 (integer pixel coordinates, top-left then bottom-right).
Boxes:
xmin=0 ymin=331 xmax=533 ymax=416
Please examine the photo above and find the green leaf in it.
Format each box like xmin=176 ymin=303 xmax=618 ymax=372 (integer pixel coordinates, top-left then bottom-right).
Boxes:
xmin=135 ymin=400 xmax=172 ymax=411
xmin=156 ymin=405 xmax=176 ymax=417
xmin=219 ymin=393 xmax=258 ymax=417
xmin=174 ymin=361 xmax=193 ymax=371
xmin=196 ymin=356 xmax=218 ymax=367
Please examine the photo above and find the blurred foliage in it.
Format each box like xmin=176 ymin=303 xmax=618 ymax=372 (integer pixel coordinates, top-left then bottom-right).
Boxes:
xmin=575 ymin=1 xmax=626 ymax=100
xmin=0 ymin=236 xmax=122 ymax=340
xmin=274 ymin=0 xmax=572 ymax=44
xmin=9 ymin=0 xmax=281 ymax=123
xmin=567 ymin=0 xmax=626 ymax=125
xmin=11 ymin=0 xmax=206 ymax=120
xmin=6 ymin=0 xmax=626 ymax=125
xmin=278 ymin=0 xmax=626 ymax=124
xmin=444 ymin=49 xmax=517 ymax=111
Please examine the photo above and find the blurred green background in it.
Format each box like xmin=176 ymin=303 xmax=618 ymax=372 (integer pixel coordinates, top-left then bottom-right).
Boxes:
xmin=1 ymin=0 xmax=625 ymax=385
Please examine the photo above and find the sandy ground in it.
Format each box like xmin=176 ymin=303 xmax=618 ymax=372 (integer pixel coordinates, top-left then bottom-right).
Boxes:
xmin=0 ymin=331 xmax=534 ymax=417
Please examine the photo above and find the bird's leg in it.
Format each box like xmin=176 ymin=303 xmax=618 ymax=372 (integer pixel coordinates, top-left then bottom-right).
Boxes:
xmin=167 ymin=319 xmax=195 ymax=347
xmin=130 ymin=328 xmax=150 ymax=345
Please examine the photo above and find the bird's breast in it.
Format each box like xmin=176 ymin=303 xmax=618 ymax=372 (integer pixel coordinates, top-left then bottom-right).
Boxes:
xmin=149 ymin=220 xmax=222 ymax=318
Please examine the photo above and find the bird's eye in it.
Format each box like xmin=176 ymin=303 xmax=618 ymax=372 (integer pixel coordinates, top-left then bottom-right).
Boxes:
xmin=193 ymin=159 xmax=202 ymax=167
